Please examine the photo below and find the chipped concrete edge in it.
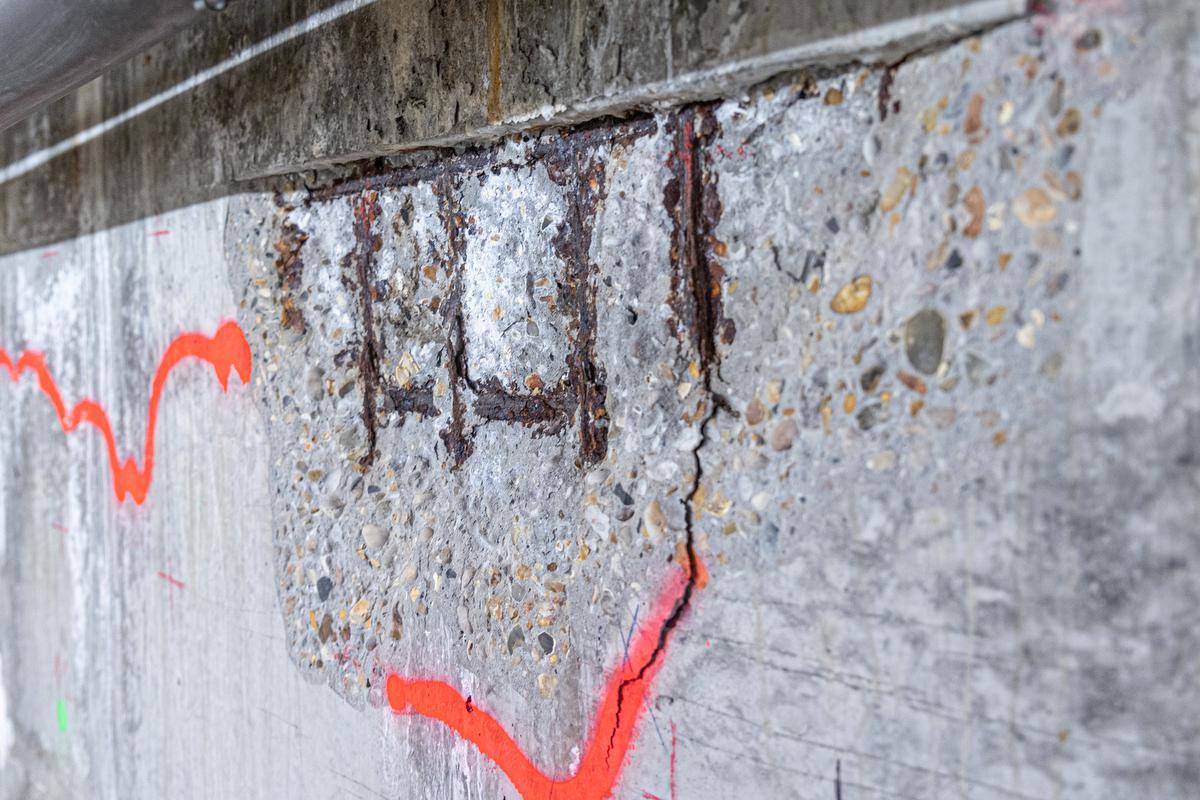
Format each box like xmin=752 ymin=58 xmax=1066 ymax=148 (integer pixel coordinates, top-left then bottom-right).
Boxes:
xmin=241 ymin=0 xmax=1028 ymax=181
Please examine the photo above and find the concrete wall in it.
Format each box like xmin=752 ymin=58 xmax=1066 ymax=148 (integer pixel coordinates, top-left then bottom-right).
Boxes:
xmin=1 ymin=0 xmax=1197 ymax=798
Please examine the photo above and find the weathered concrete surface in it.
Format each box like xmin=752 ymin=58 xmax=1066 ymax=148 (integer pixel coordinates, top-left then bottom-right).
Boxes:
xmin=2 ymin=0 xmax=1199 ymax=798
xmin=0 ymin=202 xmax=392 ymax=799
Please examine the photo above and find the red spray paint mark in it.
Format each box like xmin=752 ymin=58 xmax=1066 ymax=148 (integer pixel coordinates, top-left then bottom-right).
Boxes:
xmin=51 ymin=521 xmax=68 ymax=557
xmin=41 ymin=250 xmax=59 ymax=259
xmin=52 ymin=654 xmax=77 ymax=705
xmin=150 ymin=230 xmax=171 ymax=237
xmin=387 ymin=559 xmax=701 ymax=800
xmin=156 ymin=571 xmax=186 ymax=590
xmin=668 ymin=721 xmax=677 ymax=800
xmin=0 ymin=321 xmax=251 ymax=504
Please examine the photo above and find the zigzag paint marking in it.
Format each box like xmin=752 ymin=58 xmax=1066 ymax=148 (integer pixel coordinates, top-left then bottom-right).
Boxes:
xmin=0 ymin=321 xmax=252 ymax=504
xmin=386 ymin=558 xmax=707 ymax=799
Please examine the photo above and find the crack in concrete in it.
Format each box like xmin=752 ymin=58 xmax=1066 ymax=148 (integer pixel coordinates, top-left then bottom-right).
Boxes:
xmin=606 ymin=101 xmax=739 ymax=767
xmin=604 ymin=343 xmax=733 ymax=769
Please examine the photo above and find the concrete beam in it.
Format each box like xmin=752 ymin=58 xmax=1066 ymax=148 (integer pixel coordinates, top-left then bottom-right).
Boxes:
xmin=0 ymin=0 xmax=1023 ymax=255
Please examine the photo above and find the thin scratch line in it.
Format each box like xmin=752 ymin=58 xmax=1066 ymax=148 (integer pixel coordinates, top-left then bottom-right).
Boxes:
xmin=622 ymin=606 xmax=640 ymax=668
xmin=0 ymin=0 xmax=381 ymax=186
xmin=645 ymin=693 xmax=669 ymax=756
xmin=622 ymin=605 xmax=669 ymax=756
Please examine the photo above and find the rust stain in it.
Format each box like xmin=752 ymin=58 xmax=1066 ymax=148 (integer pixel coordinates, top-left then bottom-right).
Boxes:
xmin=473 ymin=377 xmax=574 ymax=436
xmin=547 ymin=150 xmax=610 ymax=466
xmin=486 ymin=0 xmax=503 ymax=123
xmin=434 ymin=175 xmax=476 ymax=469
xmin=273 ymin=219 xmax=308 ymax=334
xmin=664 ymin=105 xmax=736 ymax=376
xmin=306 ymin=117 xmax=657 ymax=471
xmin=385 ymin=379 xmax=440 ymax=422
xmin=341 ymin=191 xmax=384 ymax=467
xmin=431 ymin=146 xmax=611 ymax=468
xmin=310 ymin=117 xmax=655 ymax=201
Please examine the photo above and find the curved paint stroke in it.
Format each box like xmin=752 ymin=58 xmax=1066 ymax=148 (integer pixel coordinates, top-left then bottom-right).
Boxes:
xmin=387 ymin=559 xmax=705 ymax=799
xmin=0 ymin=321 xmax=252 ymax=504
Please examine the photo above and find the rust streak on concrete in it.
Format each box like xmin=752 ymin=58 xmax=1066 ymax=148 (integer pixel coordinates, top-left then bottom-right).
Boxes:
xmin=486 ymin=0 xmax=503 ymax=123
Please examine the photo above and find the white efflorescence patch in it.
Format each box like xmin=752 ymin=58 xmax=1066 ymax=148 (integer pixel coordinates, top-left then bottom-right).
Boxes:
xmin=0 ymin=650 xmax=12 ymax=770
xmin=0 ymin=442 xmax=7 ymax=770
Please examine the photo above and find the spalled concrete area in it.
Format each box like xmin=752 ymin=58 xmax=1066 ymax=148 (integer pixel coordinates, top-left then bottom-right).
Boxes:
xmin=1 ymin=0 xmax=1199 ymax=798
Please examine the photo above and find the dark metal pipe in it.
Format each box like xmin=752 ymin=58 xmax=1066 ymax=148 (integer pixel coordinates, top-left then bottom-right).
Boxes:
xmin=0 ymin=0 xmax=218 ymax=133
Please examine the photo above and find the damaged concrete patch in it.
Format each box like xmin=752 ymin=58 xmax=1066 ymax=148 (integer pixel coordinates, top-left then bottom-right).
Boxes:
xmin=224 ymin=7 xmax=1200 ymax=795
xmin=242 ymin=115 xmax=725 ymax=754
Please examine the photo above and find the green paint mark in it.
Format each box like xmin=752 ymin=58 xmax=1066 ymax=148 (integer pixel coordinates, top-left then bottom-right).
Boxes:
xmin=56 ymin=698 xmax=68 ymax=733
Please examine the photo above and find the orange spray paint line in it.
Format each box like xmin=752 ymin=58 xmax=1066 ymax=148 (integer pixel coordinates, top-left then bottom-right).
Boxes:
xmin=0 ymin=321 xmax=251 ymax=504
xmin=387 ymin=558 xmax=701 ymax=800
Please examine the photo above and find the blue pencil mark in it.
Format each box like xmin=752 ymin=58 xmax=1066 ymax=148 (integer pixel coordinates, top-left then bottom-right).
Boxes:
xmin=622 ymin=606 xmax=640 ymax=668
xmin=621 ymin=605 xmax=668 ymax=756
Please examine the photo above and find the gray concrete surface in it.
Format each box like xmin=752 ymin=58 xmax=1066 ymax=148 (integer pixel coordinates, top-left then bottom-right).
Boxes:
xmin=0 ymin=0 xmax=1198 ymax=798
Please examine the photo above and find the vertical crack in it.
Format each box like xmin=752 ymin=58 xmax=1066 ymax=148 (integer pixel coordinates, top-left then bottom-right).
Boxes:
xmin=603 ymin=331 xmax=731 ymax=766
xmin=606 ymin=103 xmax=737 ymax=763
